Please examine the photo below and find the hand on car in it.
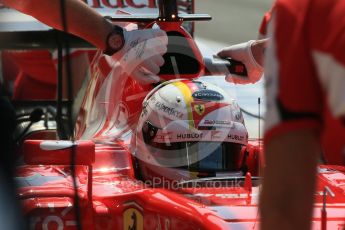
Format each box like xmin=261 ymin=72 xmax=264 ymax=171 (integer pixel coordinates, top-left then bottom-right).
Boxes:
xmin=113 ymin=28 xmax=168 ymax=85
xmin=217 ymin=40 xmax=265 ymax=84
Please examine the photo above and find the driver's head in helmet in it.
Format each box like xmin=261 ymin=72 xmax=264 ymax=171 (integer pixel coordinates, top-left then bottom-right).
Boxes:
xmin=132 ymin=79 xmax=248 ymax=185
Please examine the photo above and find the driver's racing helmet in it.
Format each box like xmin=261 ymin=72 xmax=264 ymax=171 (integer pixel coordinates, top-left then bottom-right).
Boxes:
xmin=133 ymin=79 xmax=248 ymax=183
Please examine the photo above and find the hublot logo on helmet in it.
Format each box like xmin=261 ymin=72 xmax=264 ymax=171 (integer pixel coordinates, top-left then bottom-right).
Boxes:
xmin=177 ymin=133 xmax=203 ymax=139
xmin=192 ymin=90 xmax=224 ymax=101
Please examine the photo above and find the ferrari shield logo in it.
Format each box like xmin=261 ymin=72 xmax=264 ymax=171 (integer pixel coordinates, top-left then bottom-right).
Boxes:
xmin=123 ymin=208 xmax=143 ymax=230
xmin=194 ymin=104 xmax=205 ymax=116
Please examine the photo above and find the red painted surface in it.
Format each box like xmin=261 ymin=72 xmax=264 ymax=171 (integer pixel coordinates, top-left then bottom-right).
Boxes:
xmin=14 ymin=8 xmax=345 ymax=230
xmin=17 ymin=141 xmax=345 ymax=229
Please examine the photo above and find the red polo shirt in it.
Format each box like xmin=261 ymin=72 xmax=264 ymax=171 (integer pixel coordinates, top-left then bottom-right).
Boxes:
xmin=263 ymin=0 xmax=345 ymax=165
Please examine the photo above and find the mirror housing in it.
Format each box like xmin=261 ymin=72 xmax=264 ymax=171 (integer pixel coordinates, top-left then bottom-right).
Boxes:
xmin=23 ymin=140 xmax=95 ymax=165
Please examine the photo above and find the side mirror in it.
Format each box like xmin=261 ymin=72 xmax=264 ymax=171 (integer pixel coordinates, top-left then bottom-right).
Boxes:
xmin=23 ymin=140 xmax=95 ymax=165
xmin=23 ymin=140 xmax=95 ymax=206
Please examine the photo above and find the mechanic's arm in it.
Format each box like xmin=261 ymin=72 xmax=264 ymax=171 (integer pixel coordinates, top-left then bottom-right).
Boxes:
xmin=259 ymin=130 xmax=320 ymax=230
xmin=3 ymin=0 xmax=168 ymax=84
xmin=3 ymin=0 xmax=111 ymax=50
xmin=217 ymin=38 xmax=268 ymax=84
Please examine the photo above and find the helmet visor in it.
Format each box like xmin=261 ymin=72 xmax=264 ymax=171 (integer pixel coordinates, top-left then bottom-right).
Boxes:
xmin=149 ymin=141 xmax=243 ymax=171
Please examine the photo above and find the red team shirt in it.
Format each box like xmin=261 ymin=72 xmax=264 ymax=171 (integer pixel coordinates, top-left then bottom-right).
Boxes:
xmin=263 ymin=0 xmax=345 ymax=165
xmin=2 ymin=50 xmax=95 ymax=100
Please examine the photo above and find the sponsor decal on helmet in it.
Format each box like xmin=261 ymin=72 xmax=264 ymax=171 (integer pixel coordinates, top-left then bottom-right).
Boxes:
xmin=149 ymin=95 xmax=157 ymax=103
xmin=177 ymin=133 xmax=203 ymax=139
xmin=234 ymin=112 xmax=242 ymax=121
xmin=193 ymin=104 xmax=205 ymax=116
xmin=204 ymin=120 xmax=231 ymax=125
xmin=192 ymin=90 xmax=224 ymax=101
xmin=155 ymin=132 xmax=174 ymax=141
xmin=227 ymin=134 xmax=245 ymax=142
xmin=155 ymin=101 xmax=183 ymax=119
xmin=141 ymin=107 xmax=148 ymax=118
xmin=211 ymin=130 xmax=224 ymax=139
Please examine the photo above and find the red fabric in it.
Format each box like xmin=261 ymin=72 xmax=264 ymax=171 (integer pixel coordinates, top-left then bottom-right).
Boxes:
xmin=13 ymin=71 xmax=56 ymax=100
xmin=9 ymin=50 xmax=57 ymax=85
xmin=263 ymin=0 xmax=345 ymax=165
xmin=321 ymin=108 xmax=345 ymax=165
xmin=7 ymin=50 xmax=57 ymax=100
xmin=6 ymin=50 xmax=96 ymax=100
xmin=2 ymin=52 xmax=19 ymax=83
xmin=258 ymin=7 xmax=274 ymax=37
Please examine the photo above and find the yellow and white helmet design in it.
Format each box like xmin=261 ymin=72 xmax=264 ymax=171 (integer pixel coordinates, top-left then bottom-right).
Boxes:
xmin=133 ymin=79 xmax=248 ymax=182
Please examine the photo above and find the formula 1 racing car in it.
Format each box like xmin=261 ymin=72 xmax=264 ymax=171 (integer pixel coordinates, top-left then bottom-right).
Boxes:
xmin=1 ymin=0 xmax=345 ymax=229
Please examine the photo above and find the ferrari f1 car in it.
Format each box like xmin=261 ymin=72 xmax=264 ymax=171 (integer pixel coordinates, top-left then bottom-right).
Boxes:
xmin=1 ymin=0 xmax=345 ymax=229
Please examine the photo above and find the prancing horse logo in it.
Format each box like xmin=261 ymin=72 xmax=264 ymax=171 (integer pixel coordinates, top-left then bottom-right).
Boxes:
xmin=123 ymin=208 xmax=143 ymax=230
xmin=194 ymin=104 xmax=205 ymax=116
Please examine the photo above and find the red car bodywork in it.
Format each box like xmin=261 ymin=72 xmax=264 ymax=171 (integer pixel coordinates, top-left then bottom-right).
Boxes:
xmin=16 ymin=138 xmax=345 ymax=230
xmin=6 ymin=2 xmax=345 ymax=230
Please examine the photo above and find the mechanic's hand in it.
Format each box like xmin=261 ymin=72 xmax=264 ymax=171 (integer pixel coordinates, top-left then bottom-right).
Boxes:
xmin=217 ymin=40 xmax=264 ymax=84
xmin=113 ymin=28 xmax=168 ymax=85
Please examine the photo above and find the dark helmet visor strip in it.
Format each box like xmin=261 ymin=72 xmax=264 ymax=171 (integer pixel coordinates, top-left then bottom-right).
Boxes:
xmin=142 ymin=121 xmax=243 ymax=172
xmin=148 ymin=142 xmax=243 ymax=173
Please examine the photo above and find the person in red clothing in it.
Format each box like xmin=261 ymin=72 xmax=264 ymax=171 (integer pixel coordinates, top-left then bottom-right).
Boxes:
xmin=261 ymin=1 xmax=345 ymax=229
xmin=218 ymin=0 xmax=345 ymax=229
xmin=2 ymin=0 xmax=168 ymax=84
xmin=3 ymin=50 xmax=95 ymax=100
xmin=219 ymin=2 xmax=345 ymax=167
